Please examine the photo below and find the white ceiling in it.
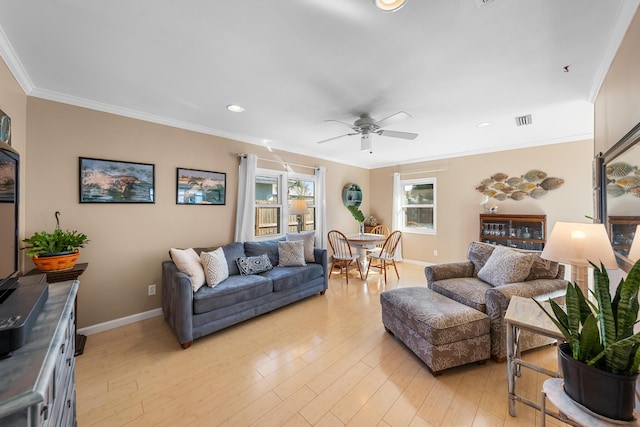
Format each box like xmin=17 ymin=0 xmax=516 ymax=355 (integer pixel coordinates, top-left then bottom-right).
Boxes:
xmin=0 ymin=1 xmax=638 ymax=169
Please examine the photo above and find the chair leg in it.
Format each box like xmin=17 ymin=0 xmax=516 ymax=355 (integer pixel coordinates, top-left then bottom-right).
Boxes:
xmin=345 ymin=261 xmax=349 ymax=284
xmin=391 ymin=260 xmax=400 ymax=279
xmin=383 ymin=260 xmax=387 ymax=284
xmin=356 ymin=258 xmax=363 ymax=280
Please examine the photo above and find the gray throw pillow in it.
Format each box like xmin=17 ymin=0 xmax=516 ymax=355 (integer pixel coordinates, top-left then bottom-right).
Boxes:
xmin=236 ymin=253 xmax=273 ymax=275
xmin=278 ymin=241 xmax=307 ymax=267
xmin=477 ymin=246 xmax=534 ymax=287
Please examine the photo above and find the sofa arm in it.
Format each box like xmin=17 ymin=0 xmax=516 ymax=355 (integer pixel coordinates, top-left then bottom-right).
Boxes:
xmin=424 ymin=261 xmax=475 ymax=288
xmin=162 ymin=260 xmax=195 ymax=348
xmin=313 ymin=248 xmax=329 ymax=291
xmin=485 ymin=278 xmax=568 ymax=361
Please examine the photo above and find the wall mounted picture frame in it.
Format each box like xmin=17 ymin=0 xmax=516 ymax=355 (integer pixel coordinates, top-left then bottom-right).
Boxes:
xmin=79 ymin=157 xmax=155 ymax=203
xmin=176 ymin=167 xmax=226 ymax=205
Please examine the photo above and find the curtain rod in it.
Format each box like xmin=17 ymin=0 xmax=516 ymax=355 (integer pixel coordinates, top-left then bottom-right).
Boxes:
xmin=236 ymin=153 xmax=317 ymax=171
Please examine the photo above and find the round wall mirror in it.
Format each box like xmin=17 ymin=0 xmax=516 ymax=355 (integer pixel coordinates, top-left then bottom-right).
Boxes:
xmin=342 ymin=183 xmax=362 ymax=207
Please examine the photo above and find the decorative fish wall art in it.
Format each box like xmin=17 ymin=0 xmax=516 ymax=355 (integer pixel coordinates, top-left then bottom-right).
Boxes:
xmin=606 ymin=162 xmax=640 ymax=197
xmin=475 ymin=170 xmax=564 ymax=201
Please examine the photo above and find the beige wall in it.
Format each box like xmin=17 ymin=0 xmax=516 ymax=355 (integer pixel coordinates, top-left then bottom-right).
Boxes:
xmin=370 ymin=140 xmax=594 ymax=263
xmin=24 ymin=97 xmax=369 ymax=328
xmin=595 ymin=8 xmax=640 ymax=154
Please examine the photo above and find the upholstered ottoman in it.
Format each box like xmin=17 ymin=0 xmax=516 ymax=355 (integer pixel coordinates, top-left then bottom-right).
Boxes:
xmin=380 ymin=287 xmax=491 ymax=375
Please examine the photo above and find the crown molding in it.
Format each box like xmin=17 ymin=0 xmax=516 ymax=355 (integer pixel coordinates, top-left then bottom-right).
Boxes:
xmin=0 ymin=25 xmax=34 ymax=94
xmin=588 ymin=1 xmax=640 ymax=102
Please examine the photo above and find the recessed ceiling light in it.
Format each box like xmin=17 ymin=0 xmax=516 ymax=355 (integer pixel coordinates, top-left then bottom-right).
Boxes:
xmin=373 ymin=0 xmax=406 ymax=12
xmin=226 ymin=104 xmax=245 ymax=113
xmin=477 ymin=122 xmax=493 ymax=128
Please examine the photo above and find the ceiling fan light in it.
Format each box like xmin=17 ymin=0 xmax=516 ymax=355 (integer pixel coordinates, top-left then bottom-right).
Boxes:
xmin=374 ymin=0 xmax=406 ymax=12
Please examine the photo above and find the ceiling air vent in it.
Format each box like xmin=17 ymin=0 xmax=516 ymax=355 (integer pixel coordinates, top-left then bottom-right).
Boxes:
xmin=476 ymin=0 xmax=496 ymax=7
xmin=515 ymin=114 xmax=532 ymax=126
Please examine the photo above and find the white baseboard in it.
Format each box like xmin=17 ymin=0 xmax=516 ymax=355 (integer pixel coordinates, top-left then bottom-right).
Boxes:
xmin=402 ymin=258 xmax=433 ymax=267
xmin=77 ymin=308 xmax=163 ymax=336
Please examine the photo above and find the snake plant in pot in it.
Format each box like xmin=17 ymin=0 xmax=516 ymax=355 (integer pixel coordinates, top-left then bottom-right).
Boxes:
xmin=535 ymin=260 xmax=640 ymax=421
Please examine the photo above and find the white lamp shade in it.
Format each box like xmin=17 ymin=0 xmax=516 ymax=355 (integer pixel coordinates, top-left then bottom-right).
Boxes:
xmin=627 ymin=225 xmax=640 ymax=262
xmin=541 ymin=222 xmax=617 ymax=269
xmin=290 ymin=200 xmax=309 ymax=216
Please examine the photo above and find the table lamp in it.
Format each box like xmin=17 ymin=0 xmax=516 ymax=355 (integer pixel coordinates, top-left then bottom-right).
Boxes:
xmin=290 ymin=200 xmax=309 ymax=233
xmin=627 ymin=225 xmax=640 ymax=262
xmin=541 ymin=222 xmax=617 ymax=294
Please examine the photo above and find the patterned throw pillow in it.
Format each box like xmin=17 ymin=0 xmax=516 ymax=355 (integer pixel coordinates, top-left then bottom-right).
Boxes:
xmin=526 ymin=254 xmax=560 ymax=280
xmin=477 ymin=246 xmax=535 ymax=287
xmin=467 ymin=241 xmax=496 ymax=275
xmin=169 ymin=247 xmax=206 ymax=292
xmin=200 ymin=247 xmax=229 ymax=287
xmin=236 ymin=253 xmax=273 ymax=275
xmin=286 ymin=231 xmax=315 ymax=262
xmin=278 ymin=240 xmax=306 ymax=267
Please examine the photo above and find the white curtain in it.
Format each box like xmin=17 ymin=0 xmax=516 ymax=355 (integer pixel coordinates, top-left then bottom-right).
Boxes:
xmin=234 ymin=154 xmax=257 ymax=242
xmin=315 ymin=167 xmax=327 ymax=249
xmin=391 ymin=172 xmax=403 ymax=261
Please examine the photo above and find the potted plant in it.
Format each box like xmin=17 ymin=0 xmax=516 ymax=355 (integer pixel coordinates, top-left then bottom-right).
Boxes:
xmin=535 ymin=260 xmax=640 ymax=421
xmin=22 ymin=228 xmax=88 ymax=272
xmin=347 ymin=205 xmax=366 ymax=235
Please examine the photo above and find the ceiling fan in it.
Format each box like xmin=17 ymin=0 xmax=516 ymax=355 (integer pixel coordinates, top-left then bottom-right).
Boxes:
xmin=317 ymin=111 xmax=418 ymax=153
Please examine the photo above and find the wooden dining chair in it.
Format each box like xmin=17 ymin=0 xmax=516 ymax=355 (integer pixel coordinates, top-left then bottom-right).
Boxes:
xmin=365 ymin=230 xmax=402 ymax=284
xmin=327 ymin=230 xmax=362 ymax=284
xmin=367 ymin=225 xmax=390 ymax=256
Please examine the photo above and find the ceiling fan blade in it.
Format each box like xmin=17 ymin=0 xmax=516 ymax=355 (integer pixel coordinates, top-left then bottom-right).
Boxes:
xmin=377 ymin=129 xmax=418 ymax=140
xmin=324 ymin=119 xmax=357 ymax=131
xmin=316 ymin=133 xmax=357 ymax=144
xmin=374 ymin=111 xmax=411 ymax=129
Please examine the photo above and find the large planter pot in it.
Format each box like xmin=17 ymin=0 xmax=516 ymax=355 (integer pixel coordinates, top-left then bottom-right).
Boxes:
xmin=559 ymin=342 xmax=638 ymax=421
xmin=32 ymin=249 xmax=80 ymax=272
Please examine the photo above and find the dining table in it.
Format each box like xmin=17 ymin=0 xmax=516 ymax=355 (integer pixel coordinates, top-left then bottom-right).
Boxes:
xmin=345 ymin=233 xmax=387 ymax=278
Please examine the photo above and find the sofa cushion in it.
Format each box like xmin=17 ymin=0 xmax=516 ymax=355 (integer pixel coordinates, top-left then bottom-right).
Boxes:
xmin=477 ymin=246 xmax=534 ymax=287
xmin=221 ymin=242 xmax=246 ymax=276
xmin=200 ymin=247 xmax=229 ymax=287
xmin=261 ymin=263 xmax=325 ymax=292
xmin=278 ymin=240 xmax=306 ymax=267
xmin=192 ymin=274 xmax=273 ymax=314
xmin=286 ymin=231 xmax=315 ymax=262
xmin=467 ymin=241 xmax=496 ymax=275
xmin=245 ymin=239 xmax=283 ymax=266
xmin=430 ymin=277 xmax=492 ymax=313
xmin=526 ymin=253 xmax=560 ymax=280
xmin=236 ymin=253 xmax=273 ymax=275
xmin=169 ymin=247 xmax=206 ymax=292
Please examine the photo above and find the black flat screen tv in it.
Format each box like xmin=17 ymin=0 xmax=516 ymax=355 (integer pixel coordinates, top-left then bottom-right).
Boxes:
xmin=0 ymin=140 xmax=18 ymax=288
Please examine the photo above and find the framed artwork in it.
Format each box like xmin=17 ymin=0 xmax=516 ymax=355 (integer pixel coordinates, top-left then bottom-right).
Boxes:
xmin=79 ymin=157 xmax=155 ymax=203
xmin=176 ymin=167 xmax=226 ymax=205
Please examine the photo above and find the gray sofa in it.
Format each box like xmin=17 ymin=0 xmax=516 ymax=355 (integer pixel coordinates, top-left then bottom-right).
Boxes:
xmin=162 ymin=239 xmax=328 ymax=348
xmin=424 ymin=241 xmax=567 ymax=362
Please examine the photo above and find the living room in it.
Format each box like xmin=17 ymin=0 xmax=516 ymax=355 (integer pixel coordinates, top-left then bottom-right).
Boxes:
xmin=0 ymin=1 xmax=639 ymax=425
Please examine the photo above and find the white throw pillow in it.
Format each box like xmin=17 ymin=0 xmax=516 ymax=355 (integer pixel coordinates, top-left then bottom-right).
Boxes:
xmin=278 ymin=240 xmax=306 ymax=267
xmin=286 ymin=230 xmax=315 ymax=262
xmin=477 ymin=246 xmax=534 ymax=287
xmin=169 ymin=248 xmax=206 ymax=292
xmin=200 ymin=247 xmax=229 ymax=287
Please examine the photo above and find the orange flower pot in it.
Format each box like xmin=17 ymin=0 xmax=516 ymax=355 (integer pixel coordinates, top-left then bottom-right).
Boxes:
xmin=32 ymin=249 xmax=80 ymax=272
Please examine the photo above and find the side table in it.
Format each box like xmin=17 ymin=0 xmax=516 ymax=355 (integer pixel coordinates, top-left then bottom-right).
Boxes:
xmin=505 ymin=294 xmax=565 ymax=419
xmin=26 ymin=262 xmax=88 ymax=356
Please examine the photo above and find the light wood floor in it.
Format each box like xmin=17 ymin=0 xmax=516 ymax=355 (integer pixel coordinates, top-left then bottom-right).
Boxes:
xmin=76 ymin=263 xmax=568 ymax=426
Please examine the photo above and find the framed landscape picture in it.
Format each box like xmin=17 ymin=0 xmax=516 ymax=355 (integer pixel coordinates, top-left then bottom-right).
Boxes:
xmin=79 ymin=157 xmax=155 ymax=203
xmin=176 ymin=167 xmax=226 ymax=205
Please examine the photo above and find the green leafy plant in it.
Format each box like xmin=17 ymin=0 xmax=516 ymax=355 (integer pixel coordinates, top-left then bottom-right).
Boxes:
xmin=347 ymin=205 xmax=365 ymax=223
xmin=22 ymin=228 xmax=89 ymax=257
xmin=535 ymin=260 xmax=640 ymax=376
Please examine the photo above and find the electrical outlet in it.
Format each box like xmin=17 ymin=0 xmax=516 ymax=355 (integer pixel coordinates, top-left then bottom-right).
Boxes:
xmin=148 ymin=284 xmax=156 ymax=296
xmin=433 ymin=249 xmax=438 ymax=256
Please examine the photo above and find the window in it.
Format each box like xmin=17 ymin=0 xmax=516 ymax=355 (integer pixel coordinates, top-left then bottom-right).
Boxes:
xmin=254 ymin=170 xmax=317 ymax=238
xmin=400 ymin=178 xmax=436 ymax=234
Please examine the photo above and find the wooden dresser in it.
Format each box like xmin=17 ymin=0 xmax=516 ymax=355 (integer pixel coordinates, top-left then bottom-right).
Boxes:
xmin=0 ymin=279 xmax=79 ymax=426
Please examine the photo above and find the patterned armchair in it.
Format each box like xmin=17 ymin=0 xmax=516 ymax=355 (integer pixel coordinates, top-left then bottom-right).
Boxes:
xmin=425 ymin=241 xmax=567 ymax=362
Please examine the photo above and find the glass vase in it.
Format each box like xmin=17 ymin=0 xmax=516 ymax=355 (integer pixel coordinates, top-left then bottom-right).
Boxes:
xmin=359 ymin=222 xmax=365 ymax=236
